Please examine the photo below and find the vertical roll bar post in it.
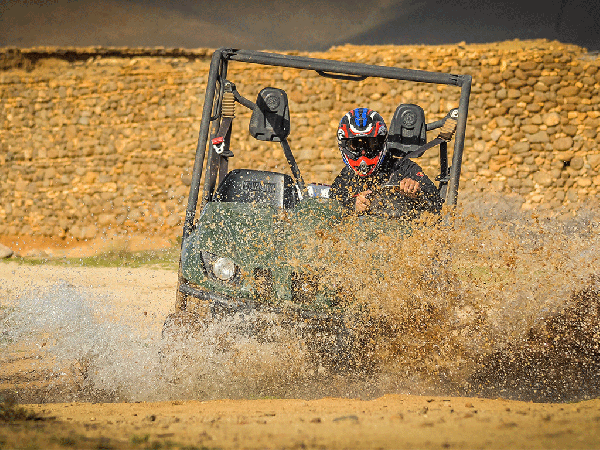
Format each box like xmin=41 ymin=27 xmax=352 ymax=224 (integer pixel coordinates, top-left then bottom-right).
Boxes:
xmin=182 ymin=49 xmax=225 ymax=241
xmin=446 ymin=74 xmax=471 ymax=206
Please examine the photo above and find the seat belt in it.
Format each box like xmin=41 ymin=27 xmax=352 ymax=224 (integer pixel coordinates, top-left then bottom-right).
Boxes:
xmin=211 ymin=118 xmax=234 ymax=158
xmin=211 ymin=85 xmax=235 ymax=158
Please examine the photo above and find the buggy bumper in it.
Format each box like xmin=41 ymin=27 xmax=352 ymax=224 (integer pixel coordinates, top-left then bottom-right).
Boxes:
xmin=177 ymin=281 xmax=362 ymax=373
xmin=178 ymin=282 xmax=345 ymax=325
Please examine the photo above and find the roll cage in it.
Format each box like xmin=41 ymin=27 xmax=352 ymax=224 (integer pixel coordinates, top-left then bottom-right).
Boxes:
xmin=183 ymin=48 xmax=472 ymax=240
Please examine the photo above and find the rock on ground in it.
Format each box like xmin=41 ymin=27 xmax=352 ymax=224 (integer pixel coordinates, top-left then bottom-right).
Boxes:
xmin=0 ymin=243 xmax=14 ymax=259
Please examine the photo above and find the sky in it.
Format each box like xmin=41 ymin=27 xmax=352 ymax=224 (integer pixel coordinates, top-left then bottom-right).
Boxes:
xmin=0 ymin=0 xmax=599 ymax=51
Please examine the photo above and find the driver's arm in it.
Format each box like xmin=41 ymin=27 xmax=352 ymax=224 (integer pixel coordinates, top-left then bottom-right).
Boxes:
xmin=397 ymin=178 xmax=421 ymax=198
xmin=394 ymin=160 xmax=443 ymax=213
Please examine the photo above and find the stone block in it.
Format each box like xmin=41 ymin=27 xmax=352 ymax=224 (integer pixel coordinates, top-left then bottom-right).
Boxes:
xmin=83 ymin=171 xmax=98 ymax=184
xmin=490 ymin=129 xmax=502 ymax=142
xmin=478 ymin=152 xmax=491 ymax=163
xmin=83 ymin=225 xmax=97 ymax=239
xmin=527 ymin=131 xmax=549 ymax=143
xmin=533 ymin=171 xmax=554 ymax=187
xmin=521 ymin=125 xmax=539 ymax=134
xmin=570 ymin=156 xmax=584 ymax=170
xmin=488 ymin=73 xmax=502 ymax=84
xmin=15 ymin=179 xmax=28 ymax=191
xmin=510 ymin=142 xmax=530 ymax=154
xmin=539 ymin=76 xmax=562 ymax=86
xmin=506 ymin=78 xmax=526 ymax=89
xmin=519 ymin=61 xmax=538 ymax=71
xmin=98 ymin=213 xmax=113 ymax=226
xmin=506 ymin=177 xmax=521 ymax=188
xmin=488 ymin=106 xmax=508 ymax=116
xmin=500 ymin=167 xmax=516 ymax=177
xmin=562 ymin=125 xmax=578 ymax=136
xmin=526 ymin=103 xmax=542 ymax=113
xmin=577 ymin=178 xmax=592 ymax=187
xmin=557 ymin=86 xmax=580 ymax=97
xmin=495 ymin=117 xmax=511 ymax=127
xmin=489 ymin=180 xmax=505 ymax=192
xmin=166 ymin=214 xmax=181 ymax=227
xmin=553 ymin=137 xmax=573 ymax=152
xmin=587 ymin=154 xmax=600 ymax=170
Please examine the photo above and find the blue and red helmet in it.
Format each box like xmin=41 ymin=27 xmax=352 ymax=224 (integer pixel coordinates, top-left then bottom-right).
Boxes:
xmin=337 ymin=108 xmax=388 ymax=177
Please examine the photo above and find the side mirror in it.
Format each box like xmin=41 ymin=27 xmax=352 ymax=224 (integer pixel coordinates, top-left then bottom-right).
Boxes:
xmin=249 ymin=87 xmax=290 ymax=142
xmin=387 ymin=104 xmax=426 ymax=157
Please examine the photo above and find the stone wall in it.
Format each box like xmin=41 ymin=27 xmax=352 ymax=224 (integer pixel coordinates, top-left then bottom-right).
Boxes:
xmin=1 ymin=40 xmax=599 ymax=241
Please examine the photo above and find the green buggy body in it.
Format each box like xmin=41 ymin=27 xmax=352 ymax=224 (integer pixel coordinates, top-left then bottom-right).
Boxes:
xmin=166 ymin=48 xmax=471 ymax=354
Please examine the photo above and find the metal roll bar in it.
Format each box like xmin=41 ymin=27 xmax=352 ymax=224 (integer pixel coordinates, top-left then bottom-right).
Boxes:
xmin=183 ymin=48 xmax=471 ymax=241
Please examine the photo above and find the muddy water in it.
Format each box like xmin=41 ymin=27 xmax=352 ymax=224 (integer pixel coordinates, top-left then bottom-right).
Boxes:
xmin=1 ymin=195 xmax=599 ymax=404
xmin=338 ymin=195 xmax=600 ymax=402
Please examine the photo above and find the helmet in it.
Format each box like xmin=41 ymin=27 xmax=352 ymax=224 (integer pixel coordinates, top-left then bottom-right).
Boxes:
xmin=337 ymin=108 xmax=388 ymax=177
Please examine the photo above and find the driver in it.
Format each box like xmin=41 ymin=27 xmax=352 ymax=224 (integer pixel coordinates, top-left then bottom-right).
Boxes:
xmin=330 ymin=108 xmax=443 ymax=218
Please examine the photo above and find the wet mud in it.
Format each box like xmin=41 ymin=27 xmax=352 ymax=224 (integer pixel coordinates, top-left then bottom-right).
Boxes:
xmin=1 ymin=196 xmax=600 ymax=406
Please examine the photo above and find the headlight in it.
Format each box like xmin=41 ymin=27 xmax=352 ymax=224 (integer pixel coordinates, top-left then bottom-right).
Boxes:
xmin=201 ymin=251 xmax=239 ymax=283
xmin=213 ymin=257 xmax=236 ymax=281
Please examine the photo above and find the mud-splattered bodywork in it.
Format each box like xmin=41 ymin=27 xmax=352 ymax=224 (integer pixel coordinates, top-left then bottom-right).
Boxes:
xmin=165 ymin=48 xmax=471 ymax=364
xmin=179 ymin=197 xmax=350 ymax=316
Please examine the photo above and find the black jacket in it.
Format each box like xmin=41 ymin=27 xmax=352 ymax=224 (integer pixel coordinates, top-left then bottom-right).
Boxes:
xmin=330 ymin=156 xmax=443 ymax=217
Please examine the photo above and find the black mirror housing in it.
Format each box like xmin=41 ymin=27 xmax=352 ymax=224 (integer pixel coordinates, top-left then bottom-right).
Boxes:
xmin=249 ymin=88 xmax=290 ymax=141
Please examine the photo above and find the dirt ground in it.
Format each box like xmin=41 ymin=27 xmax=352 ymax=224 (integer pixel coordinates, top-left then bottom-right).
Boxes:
xmin=2 ymin=254 xmax=600 ymax=449
xmin=6 ymin=395 xmax=600 ymax=450
xmin=0 ymin=234 xmax=174 ymax=259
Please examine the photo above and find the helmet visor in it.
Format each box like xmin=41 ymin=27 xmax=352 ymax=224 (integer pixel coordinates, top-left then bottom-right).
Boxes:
xmin=342 ymin=136 xmax=385 ymax=159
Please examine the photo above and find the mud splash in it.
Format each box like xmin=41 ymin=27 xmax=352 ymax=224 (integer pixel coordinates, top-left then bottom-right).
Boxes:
xmin=1 ymin=282 xmax=163 ymax=403
xmin=1 ymin=196 xmax=599 ymax=404
xmin=332 ymin=194 xmax=600 ymax=402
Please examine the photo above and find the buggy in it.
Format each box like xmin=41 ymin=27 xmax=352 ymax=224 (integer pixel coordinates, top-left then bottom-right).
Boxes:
xmin=162 ymin=48 xmax=471 ymax=370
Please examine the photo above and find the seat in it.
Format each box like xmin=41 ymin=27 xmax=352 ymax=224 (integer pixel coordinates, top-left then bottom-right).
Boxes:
xmin=386 ymin=103 xmax=427 ymax=157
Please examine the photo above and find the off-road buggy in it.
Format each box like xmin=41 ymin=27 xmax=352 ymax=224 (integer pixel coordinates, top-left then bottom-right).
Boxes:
xmin=162 ymin=48 xmax=471 ymax=372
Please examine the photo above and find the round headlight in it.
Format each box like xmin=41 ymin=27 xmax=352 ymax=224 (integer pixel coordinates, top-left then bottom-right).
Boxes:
xmin=213 ymin=257 xmax=236 ymax=281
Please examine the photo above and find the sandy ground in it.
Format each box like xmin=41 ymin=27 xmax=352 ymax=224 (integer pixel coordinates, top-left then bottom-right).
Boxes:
xmin=0 ymin=234 xmax=175 ymax=259
xmin=2 ymin=261 xmax=600 ymax=449
xmin=7 ymin=395 xmax=600 ymax=450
